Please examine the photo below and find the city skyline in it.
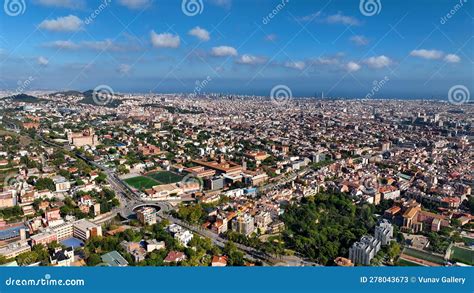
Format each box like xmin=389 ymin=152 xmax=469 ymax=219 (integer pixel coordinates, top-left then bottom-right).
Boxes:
xmin=0 ymin=0 xmax=473 ymax=98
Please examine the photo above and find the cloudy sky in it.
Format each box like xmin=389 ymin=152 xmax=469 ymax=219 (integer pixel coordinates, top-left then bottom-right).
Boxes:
xmin=0 ymin=0 xmax=472 ymax=98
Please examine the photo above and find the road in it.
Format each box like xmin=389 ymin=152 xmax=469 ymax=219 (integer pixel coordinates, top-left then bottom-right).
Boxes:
xmin=37 ymin=134 xmax=316 ymax=266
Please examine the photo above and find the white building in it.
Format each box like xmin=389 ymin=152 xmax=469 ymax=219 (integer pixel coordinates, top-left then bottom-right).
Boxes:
xmin=52 ymin=176 xmax=71 ymax=192
xmin=375 ymin=219 xmax=393 ymax=246
xmin=254 ymin=211 xmax=272 ymax=233
xmin=50 ymin=219 xmax=102 ymax=241
xmin=174 ymin=230 xmax=193 ymax=246
xmin=73 ymin=219 xmax=102 ymax=241
xmin=231 ymin=213 xmax=255 ymax=236
xmin=349 ymin=235 xmax=381 ymax=265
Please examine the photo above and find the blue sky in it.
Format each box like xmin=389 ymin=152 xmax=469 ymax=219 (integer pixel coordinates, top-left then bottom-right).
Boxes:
xmin=0 ymin=0 xmax=472 ymax=98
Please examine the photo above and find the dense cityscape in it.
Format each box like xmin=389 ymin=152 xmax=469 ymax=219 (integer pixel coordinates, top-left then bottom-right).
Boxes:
xmin=0 ymin=91 xmax=472 ymax=267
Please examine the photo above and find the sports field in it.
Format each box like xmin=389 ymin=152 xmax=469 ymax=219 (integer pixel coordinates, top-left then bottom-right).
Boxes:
xmin=124 ymin=176 xmax=159 ymax=189
xmin=397 ymin=258 xmax=423 ymax=266
xmin=450 ymin=246 xmax=474 ymax=265
xmin=147 ymin=171 xmax=183 ymax=184
xmin=402 ymin=248 xmax=445 ymax=265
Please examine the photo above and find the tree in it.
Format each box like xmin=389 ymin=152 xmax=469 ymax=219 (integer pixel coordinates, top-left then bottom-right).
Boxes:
xmin=117 ymin=165 xmax=129 ymax=175
xmin=387 ymin=241 xmax=401 ymax=262
xmin=0 ymin=255 xmax=10 ymax=265
xmin=223 ymin=241 xmax=244 ymax=266
xmin=87 ymin=254 xmax=101 ymax=266
xmin=35 ymin=178 xmax=55 ymax=191
xmin=281 ymin=193 xmax=373 ymax=265
xmin=16 ymin=251 xmax=39 ymax=266
xmin=94 ymin=172 xmax=107 ymax=184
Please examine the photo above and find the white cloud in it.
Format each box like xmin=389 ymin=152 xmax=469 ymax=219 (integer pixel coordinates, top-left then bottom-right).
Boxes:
xmin=297 ymin=12 xmax=322 ymax=22
xmin=284 ymin=61 xmax=306 ymax=70
xmin=326 ymin=13 xmax=360 ymax=26
xmin=444 ymin=54 xmax=461 ymax=63
xmin=350 ymin=35 xmax=368 ymax=46
xmin=237 ymin=54 xmax=266 ymax=65
xmin=39 ymin=15 xmax=83 ymax=32
xmin=82 ymin=39 xmax=125 ymax=51
xmin=365 ymin=55 xmax=393 ymax=69
xmin=313 ymin=56 xmax=340 ymax=65
xmin=45 ymin=40 xmax=80 ymax=49
xmin=35 ymin=0 xmax=84 ymax=9
xmin=211 ymin=46 xmax=238 ymax=57
xmin=264 ymin=34 xmax=277 ymax=42
xmin=37 ymin=56 xmax=49 ymax=66
xmin=298 ymin=12 xmax=360 ymax=26
xmin=210 ymin=0 xmax=232 ymax=8
xmin=188 ymin=27 xmax=210 ymax=42
xmin=410 ymin=49 xmax=443 ymax=60
xmin=118 ymin=64 xmax=131 ymax=74
xmin=44 ymin=39 xmax=137 ymax=51
xmin=150 ymin=31 xmax=180 ymax=48
xmin=346 ymin=61 xmax=361 ymax=72
xmin=118 ymin=0 xmax=151 ymax=9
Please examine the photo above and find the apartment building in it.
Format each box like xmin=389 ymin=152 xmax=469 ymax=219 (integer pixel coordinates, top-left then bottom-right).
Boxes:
xmin=30 ymin=230 xmax=58 ymax=246
xmin=136 ymin=207 xmax=157 ymax=226
xmin=349 ymin=235 xmax=381 ymax=265
xmin=375 ymin=219 xmax=393 ymax=246
xmin=231 ymin=213 xmax=255 ymax=236
xmin=73 ymin=219 xmax=102 ymax=241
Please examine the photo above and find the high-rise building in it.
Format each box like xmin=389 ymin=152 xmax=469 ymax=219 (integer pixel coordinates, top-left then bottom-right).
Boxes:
xmin=137 ymin=207 xmax=157 ymax=226
xmin=231 ymin=213 xmax=255 ymax=236
xmin=349 ymin=235 xmax=381 ymax=265
xmin=375 ymin=219 xmax=393 ymax=246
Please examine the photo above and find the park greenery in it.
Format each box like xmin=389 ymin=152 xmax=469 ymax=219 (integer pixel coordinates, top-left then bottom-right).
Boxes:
xmin=281 ymin=193 xmax=377 ymax=265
